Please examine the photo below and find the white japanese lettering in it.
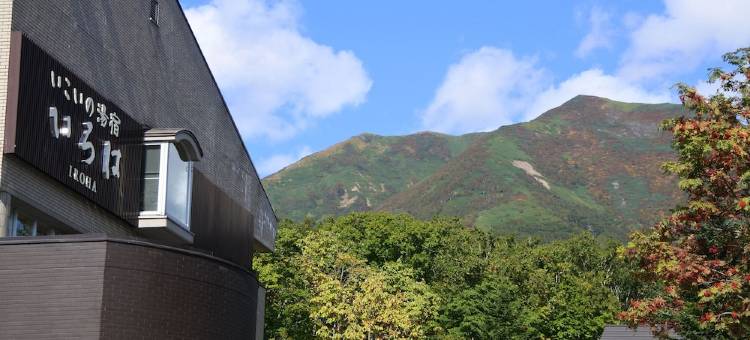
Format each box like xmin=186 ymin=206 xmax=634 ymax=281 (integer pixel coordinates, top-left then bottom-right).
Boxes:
xmin=48 ymin=106 xmax=71 ymax=139
xmin=78 ymin=122 xmax=95 ymax=165
xmin=108 ymin=112 xmax=121 ymax=137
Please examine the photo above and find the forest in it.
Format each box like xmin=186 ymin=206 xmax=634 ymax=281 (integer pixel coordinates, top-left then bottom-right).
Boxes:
xmin=255 ymin=213 xmax=642 ymax=339
xmin=255 ymin=48 xmax=750 ymax=339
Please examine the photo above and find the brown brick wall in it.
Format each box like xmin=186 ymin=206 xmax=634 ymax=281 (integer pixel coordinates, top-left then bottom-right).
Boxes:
xmin=0 ymin=235 xmax=260 ymax=340
xmin=101 ymin=241 xmax=259 ymax=339
xmin=0 ymin=236 xmax=106 ymax=339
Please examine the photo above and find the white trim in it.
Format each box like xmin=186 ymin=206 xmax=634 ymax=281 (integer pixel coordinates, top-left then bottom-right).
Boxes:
xmin=139 ymin=143 xmax=168 ymax=216
xmin=138 ymin=215 xmax=194 ymax=244
xmin=157 ymin=143 xmax=169 ymax=215
xmin=185 ymin=160 xmax=193 ymax=229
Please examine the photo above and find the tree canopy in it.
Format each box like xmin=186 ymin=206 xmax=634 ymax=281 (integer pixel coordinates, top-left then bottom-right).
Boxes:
xmin=620 ymin=48 xmax=750 ymax=338
xmin=255 ymin=213 xmax=639 ymax=339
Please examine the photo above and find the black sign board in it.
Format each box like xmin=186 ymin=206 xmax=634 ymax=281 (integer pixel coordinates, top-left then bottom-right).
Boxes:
xmin=4 ymin=33 xmax=144 ymax=226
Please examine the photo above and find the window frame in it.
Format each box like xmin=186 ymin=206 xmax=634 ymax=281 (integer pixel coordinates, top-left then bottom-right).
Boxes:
xmin=8 ymin=210 xmax=36 ymax=236
xmin=149 ymin=0 xmax=160 ymax=26
xmin=5 ymin=201 xmax=72 ymax=237
xmin=139 ymin=142 xmax=193 ymax=231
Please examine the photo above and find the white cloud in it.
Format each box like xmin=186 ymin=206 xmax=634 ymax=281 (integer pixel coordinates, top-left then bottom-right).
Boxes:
xmin=421 ymin=0 xmax=750 ymax=134
xmin=185 ymin=0 xmax=372 ymax=141
xmin=694 ymin=80 xmax=721 ymax=97
xmin=421 ymin=49 xmax=669 ymax=134
xmin=421 ymin=47 xmax=548 ymax=134
xmin=619 ymin=0 xmax=750 ymax=81
xmin=257 ymin=145 xmax=313 ymax=177
xmin=576 ymin=7 xmax=615 ymax=58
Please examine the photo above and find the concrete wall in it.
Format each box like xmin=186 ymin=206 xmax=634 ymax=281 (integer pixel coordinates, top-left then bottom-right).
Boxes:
xmin=1 ymin=0 xmax=276 ymax=249
xmin=0 ymin=235 xmax=261 ymax=340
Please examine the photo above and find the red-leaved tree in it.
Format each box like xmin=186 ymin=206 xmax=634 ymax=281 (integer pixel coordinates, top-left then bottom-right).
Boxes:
xmin=620 ymin=48 xmax=750 ymax=339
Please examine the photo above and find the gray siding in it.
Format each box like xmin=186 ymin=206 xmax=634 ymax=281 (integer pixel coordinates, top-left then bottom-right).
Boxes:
xmin=600 ymin=325 xmax=659 ymax=340
xmin=4 ymin=0 xmax=275 ymax=249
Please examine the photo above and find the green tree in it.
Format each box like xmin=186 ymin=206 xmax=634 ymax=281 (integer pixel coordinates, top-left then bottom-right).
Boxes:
xmin=497 ymin=234 xmax=620 ymax=339
xmin=441 ymin=275 xmax=523 ymax=339
xmin=254 ymin=219 xmax=315 ymax=339
xmin=255 ymin=213 xmax=630 ymax=339
xmin=621 ymin=48 xmax=750 ymax=338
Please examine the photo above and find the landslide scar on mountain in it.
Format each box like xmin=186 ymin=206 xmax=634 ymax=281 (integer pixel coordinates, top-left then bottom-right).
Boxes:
xmin=512 ymin=160 xmax=551 ymax=190
xmin=339 ymin=190 xmax=359 ymax=208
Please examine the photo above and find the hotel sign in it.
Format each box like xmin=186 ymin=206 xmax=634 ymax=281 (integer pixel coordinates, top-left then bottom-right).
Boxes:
xmin=4 ymin=33 xmax=144 ymax=225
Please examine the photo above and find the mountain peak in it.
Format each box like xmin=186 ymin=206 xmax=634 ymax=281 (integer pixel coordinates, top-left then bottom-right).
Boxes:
xmin=560 ymin=94 xmax=671 ymax=107
xmin=552 ymin=95 xmax=619 ymax=112
xmin=568 ymin=94 xmax=607 ymax=102
xmin=528 ymin=95 xmax=679 ymax=126
xmin=264 ymin=97 xmax=685 ymax=240
xmin=354 ymin=132 xmax=381 ymax=140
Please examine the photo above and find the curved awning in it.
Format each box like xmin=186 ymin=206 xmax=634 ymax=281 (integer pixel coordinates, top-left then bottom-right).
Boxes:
xmin=144 ymin=128 xmax=203 ymax=161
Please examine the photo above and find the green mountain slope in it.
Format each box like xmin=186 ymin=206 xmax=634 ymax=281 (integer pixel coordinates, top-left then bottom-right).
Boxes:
xmin=263 ymin=131 xmax=479 ymax=221
xmin=263 ymin=96 xmax=685 ymax=240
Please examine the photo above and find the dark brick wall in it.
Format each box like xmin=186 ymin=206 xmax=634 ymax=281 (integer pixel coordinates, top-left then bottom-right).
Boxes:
xmin=0 ymin=235 xmax=260 ymax=340
xmin=101 ymin=241 xmax=259 ymax=339
xmin=0 ymin=236 xmax=106 ymax=339
xmin=6 ymin=0 xmax=276 ymax=250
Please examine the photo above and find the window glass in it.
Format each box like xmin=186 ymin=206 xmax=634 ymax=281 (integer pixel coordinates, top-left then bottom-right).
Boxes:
xmin=166 ymin=144 xmax=191 ymax=228
xmin=3 ymin=205 xmax=74 ymax=238
xmin=12 ymin=213 xmax=35 ymax=236
xmin=35 ymin=222 xmax=58 ymax=236
xmin=141 ymin=145 xmax=161 ymax=211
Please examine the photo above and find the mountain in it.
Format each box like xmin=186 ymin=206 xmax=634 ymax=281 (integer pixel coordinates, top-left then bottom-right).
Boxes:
xmin=263 ymin=96 xmax=686 ymax=240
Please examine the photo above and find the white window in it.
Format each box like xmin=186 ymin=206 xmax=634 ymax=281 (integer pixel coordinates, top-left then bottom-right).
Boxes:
xmin=139 ymin=129 xmax=202 ymax=244
xmin=140 ymin=143 xmax=193 ymax=230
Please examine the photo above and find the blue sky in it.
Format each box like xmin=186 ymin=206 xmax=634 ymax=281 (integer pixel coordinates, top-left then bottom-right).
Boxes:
xmin=179 ymin=0 xmax=750 ymax=177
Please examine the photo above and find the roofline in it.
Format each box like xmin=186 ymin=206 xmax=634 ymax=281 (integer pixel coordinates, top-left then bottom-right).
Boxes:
xmin=173 ymin=0 xmax=278 ymax=224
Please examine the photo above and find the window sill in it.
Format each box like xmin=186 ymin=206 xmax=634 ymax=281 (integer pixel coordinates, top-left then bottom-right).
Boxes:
xmin=137 ymin=214 xmax=194 ymax=244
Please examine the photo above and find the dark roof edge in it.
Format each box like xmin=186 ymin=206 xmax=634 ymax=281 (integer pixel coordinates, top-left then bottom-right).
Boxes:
xmin=171 ymin=0 xmax=278 ymax=225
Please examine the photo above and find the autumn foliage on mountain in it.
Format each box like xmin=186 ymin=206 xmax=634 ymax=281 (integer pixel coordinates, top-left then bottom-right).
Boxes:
xmin=264 ymin=95 xmax=684 ymax=242
xmin=620 ymin=48 xmax=750 ymax=338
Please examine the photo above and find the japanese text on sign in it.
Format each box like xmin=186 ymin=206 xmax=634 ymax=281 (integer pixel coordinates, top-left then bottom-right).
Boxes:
xmin=48 ymin=70 xmax=123 ymax=190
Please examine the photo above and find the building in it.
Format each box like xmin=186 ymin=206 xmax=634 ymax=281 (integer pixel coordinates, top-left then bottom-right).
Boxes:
xmin=0 ymin=1 xmax=277 ymax=339
xmin=600 ymin=325 xmax=665 ymax=340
